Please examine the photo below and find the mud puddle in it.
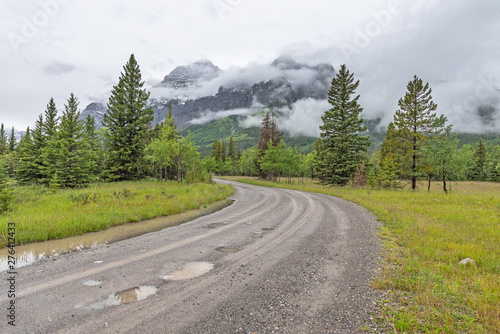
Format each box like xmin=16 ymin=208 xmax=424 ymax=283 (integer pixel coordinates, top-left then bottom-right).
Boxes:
xmin=82 ymin=285 xmax=158 ymax=310
xmin=0 ymin=200 xmax=233 ymax=272
xmin=162 ymin=262 xmax=214 ymax=280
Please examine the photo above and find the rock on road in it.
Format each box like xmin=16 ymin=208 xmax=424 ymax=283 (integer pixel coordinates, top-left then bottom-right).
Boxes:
xmin=1 ymin=180 xmax=382 ymax=333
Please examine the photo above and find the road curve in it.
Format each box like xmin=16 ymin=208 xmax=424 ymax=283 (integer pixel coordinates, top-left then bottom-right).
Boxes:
xmin=1 ymin=180 xmax=382 ymax=334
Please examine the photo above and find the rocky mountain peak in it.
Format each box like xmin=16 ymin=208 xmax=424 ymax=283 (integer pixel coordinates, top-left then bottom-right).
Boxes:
xmin=157 ymin=59 xmax=221 ymax=89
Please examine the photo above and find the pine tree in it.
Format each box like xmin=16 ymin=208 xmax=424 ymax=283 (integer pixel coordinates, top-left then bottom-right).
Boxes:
xmin=84 ymin=115 xmax=99 ymax=178
xmin=472 ymin=138 xmax=487 ymax=181
xmin=316 ymin=64 xmax=370 ymax=186
xmin=40 ymin=98 xmax=60 ymax=184
xmin=0 ymin=123 xmax=7 ymax=155
xmin=257 ymin=112 xmax=283 ymax=151
xmin=43 ymin=98 xmax=59 ymax=140
xmin=31 ymin=114 xmax=46 ymax=182
xmin=0 ymin=161 xmax=13 ymax=214
xmin=51 ymin=93 xmax=92 ymax=187
xmin=15 ymin=127 xmax=37 ymax=184
xmin=228 ymin=136 xmax=236 ymax=161
xmin=393 ymin=75 xmax=439 ymax=190
xmin=102 ymin=54 xmax=154 ymax=181
xmin=8 ymin=127 xmax=16 ymax=153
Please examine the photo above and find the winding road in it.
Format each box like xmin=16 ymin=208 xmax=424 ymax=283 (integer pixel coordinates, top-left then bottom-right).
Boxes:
xmin=1 ymin=180 xmax=382 ymax=333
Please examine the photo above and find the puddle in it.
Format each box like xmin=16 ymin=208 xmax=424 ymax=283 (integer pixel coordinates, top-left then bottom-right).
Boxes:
xmin=83 ymin=280 xmax=102 ymax=287
xmin=216 ymin=247 xmax=240 ymax=253
xmin=0 ymin=200 xmax=233 ymax=272
xmin=262 ymin=227 xmax=275 ymax=231
xmin=204 ymin=222 xmax=228 ymax=229
xmin=83 ymin=285 xmax=157 ymax=310
xmin=162 ymin=262 xmax=214 ymax=280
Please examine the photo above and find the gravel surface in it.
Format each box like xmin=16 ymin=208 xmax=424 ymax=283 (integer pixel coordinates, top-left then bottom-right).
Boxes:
xmin=0 ymin=180 xmax=383 ymax=334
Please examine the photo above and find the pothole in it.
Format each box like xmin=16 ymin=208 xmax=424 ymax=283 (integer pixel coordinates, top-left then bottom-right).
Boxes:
xmin=83 ymin=285 xmax=157 ymax=310
xmin=162 ymin=262 xmax=214 ymax=280
xmin=262 ymin=227 xmax=275 ymax=231
xmin=216 ymin=247 xmax=240 ymax=253
xmin=83 ymin=280 xmax=102 ymax=287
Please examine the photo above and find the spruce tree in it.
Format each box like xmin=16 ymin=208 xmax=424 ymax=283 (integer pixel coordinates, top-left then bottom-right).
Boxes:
xmin=472 ymin=138 xmax=487 ymax=181
xmin=51 ymin=93 xmax=92 ymax=187
xmin=102 ymin=54 xmax=154 ymax=181
xmin=40 ymin=98 xmax=59 ymax=184
xmin=317 ymin=64 xmax=370 ymax=186
xmin=32 ymin=114 xmax=46 ymax=182
xmin=15 ymin=127 xmax=37 ymax=184
xmin=393 ymin=75 xmax=439 ymax=190
xmin=84 ymin=115 xmax=99 ymax=177
xmin=228 ymin=136 xmax=236 ymax=161
xmin=8 ymin=127 xmax=16 ymax=153
xmin=0 ymin=123 xmax=6 ymax=155
xmin=257 ymin=112 xmax=283 ymax=151
xmin=43 ymin=97 xmax=59 ymax=140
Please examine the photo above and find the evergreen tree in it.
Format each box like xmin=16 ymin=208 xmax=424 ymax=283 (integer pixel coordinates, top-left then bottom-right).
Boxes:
xmin=257 ymin=112 xmax=283 ymax=151
xmin=50 ymin=93 xmax=92 ymax=187
xmin=316 ymin=64 xmax=370 ymax=186
xmin=472 ymin=138 xmax=487 ymax=181
xmin=84 ymin=115 xmax=99 ymax=177
xmin=32 ymin=114 xmax=46 ymax=182
xmin=8 ymin=127 xmax=16 ymax=153
xmin=102 ymin=54 xmax=154 ymax=181
xmin=0 ymin=160 xmax=13 ymax=214
xmin=393 ymin=75 xmax=439 ymax=190
xmin=0 ymin=123 xmax=7 ymax=155
xmin=43 ymin=97 xmax=59 ymax=140
xmin=15 ymin=127 xmax=37 ymax=184
xmin=228 ymin=136 xmax=236 ymax=161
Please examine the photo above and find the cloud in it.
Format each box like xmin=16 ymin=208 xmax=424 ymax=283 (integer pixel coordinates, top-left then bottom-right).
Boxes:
xmin=189 ymin=107 xmax=257 ymax=125
xmin=43 ymin=61 xmax=75 ymax=75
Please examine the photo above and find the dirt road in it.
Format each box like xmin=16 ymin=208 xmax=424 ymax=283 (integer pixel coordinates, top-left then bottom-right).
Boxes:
xmin=1 ymin=180 xmax=382 ymax=333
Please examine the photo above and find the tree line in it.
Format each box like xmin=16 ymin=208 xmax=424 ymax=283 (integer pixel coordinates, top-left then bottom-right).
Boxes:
xmin=1 ymin=56 xmax=499 ymax=214
xmin=205 ymin=66 xmax=500 ymax=191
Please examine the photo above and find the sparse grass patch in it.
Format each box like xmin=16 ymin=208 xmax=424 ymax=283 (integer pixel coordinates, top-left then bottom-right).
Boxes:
xmin=222 ymin=177 xmax=500 ymax=333
xmin=0 ymin=181 xmax=233 ymax=247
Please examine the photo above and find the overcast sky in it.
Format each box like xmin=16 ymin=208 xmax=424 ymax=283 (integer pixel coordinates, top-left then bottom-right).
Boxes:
xmin=1 ymin=0 xmax=499 ymax=132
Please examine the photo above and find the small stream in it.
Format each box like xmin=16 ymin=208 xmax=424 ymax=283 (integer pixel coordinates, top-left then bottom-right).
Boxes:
xmin=0 ymin=200 xmax=233 ymax=272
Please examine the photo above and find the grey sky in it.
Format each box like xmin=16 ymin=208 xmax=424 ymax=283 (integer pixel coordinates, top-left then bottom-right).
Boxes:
xmin=1 ymin=0 xmax=499 ymax=132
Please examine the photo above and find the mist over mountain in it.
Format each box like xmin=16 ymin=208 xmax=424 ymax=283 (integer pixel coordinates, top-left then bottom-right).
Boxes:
xmin=81 ymin=56 xmax=335 ymax=134
xmin=80 ymin=55 xmax=500 ymax=155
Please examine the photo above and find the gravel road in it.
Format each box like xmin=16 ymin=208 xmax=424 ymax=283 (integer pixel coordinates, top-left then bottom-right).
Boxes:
xmin=1 ymin=180 xmax=382 ymax=334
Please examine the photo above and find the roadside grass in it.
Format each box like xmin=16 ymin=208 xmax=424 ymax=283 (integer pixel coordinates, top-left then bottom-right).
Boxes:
xmin=0 ymin=181 xmax=234 ymax=248
xmin=222 ymin=176 xmax=500 ymax=333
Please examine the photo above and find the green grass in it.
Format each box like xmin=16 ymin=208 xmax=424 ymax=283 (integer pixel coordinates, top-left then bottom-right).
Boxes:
xmin=222 ymin=176 xmax=500 ymax=333
xmin=0 ymin=181 xmax=234 ymax=247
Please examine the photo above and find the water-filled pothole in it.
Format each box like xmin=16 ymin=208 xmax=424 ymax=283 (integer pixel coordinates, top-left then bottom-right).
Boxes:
xmin=83 ymin=280 xmax=102 ymax=287
xmin=162 ymin=262 xmax=214 ymax=280
xmin=83 ymin=285 xmax=157 ymax=310
xmin=216 ymin=247 xmax=240 ymax=253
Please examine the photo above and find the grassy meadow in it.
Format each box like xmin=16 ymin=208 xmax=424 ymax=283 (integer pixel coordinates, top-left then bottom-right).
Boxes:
xmin=0 ymin=181 xmax=234 ymax=248
xmin=223 ymin=176 xmax=500 ymax=333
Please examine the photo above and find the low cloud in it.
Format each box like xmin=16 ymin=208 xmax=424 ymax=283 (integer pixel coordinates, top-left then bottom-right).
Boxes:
xmin=43 ymin=61 xmax=75 ymax=75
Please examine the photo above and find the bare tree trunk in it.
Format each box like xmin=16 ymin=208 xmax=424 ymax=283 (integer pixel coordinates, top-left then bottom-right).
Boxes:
xmin=428 ymin=177 xmax=431 ymax=193
xmin=443 ymin=172 xmax=447 ymax=194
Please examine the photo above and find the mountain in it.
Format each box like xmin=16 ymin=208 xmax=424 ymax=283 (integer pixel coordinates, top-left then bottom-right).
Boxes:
xmin=80 ymin=56 xmax=336 ymax=152
xmin=155 ymin=59 xmax=221 ymax=89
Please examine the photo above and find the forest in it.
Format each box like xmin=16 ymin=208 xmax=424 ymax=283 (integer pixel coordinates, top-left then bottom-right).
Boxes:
xmin=1 ymin=55 xmax=499 ymax=214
